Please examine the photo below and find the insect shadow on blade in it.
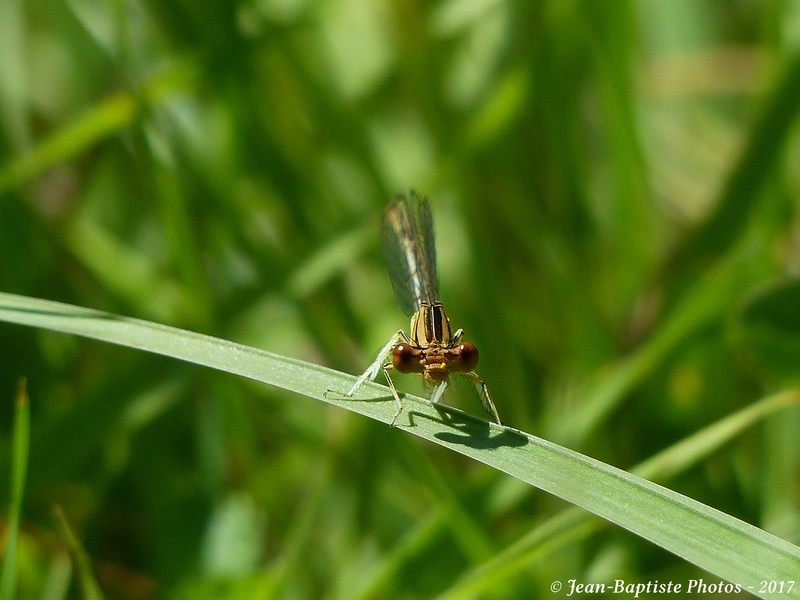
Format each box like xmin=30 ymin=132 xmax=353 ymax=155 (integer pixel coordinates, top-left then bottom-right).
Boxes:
xmin=328 ymin=191 xmax=502 ymax=427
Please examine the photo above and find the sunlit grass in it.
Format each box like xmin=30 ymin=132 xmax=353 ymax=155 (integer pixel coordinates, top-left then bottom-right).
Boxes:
xmin=1 ymin=292 xmax=799 ymax=599
xmin=2 ymin=1 xmax=800 ymax=598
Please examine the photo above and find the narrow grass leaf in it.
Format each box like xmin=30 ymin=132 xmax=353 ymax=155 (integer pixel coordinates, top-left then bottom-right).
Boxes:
xmin=53 ymin=506 xmax=105 ymax=600
xmin=439 ymin=390 xmax=800 ymax=600
xmin=0 ymin=60 xmax=198 ymax=194
xmin=666 ymin=50 xmax=800 ymax=292
xmin=0 ymin=379 xmax=30 ymax=600
xmin=1 ymin=292 xmax=799 ymax=598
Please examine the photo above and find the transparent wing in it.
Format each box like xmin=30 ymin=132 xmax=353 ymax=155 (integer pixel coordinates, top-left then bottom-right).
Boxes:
xmin=381 ymin=191 xmax=439 ymax=317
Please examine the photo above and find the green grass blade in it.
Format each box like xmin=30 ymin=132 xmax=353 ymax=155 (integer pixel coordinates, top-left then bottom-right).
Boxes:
xmin=0 ymin=60 xmax=198 ymax=194
xmin=1 ymin=291 xmax=799 ymax=598
xmin=0 ymin=379 xmax=30 ymax=600
xmin=556 ymin=240 xmax=754 ymax=445
xmin=438 ymin=390 xmax=800 ymax=600
xmin=666 ymin=50 xmax=800 ymax=290
xmin=52 ymin=506 xmax=105 ymax=600
xmin=633 ymin=390 xmax=800 ymax=481
xmin=348 ymin=511 xmax=444 ymax=600
xmin=0 ymin=93 xmax=136 ymax=193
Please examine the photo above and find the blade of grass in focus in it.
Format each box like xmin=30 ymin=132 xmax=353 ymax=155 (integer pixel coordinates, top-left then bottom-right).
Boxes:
xmin=0 ymin=292 xmax=799 ymax=598
xmin=437 ymin=390 xmax=800 ymax=600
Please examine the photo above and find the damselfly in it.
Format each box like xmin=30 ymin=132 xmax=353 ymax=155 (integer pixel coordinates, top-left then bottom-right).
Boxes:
xmin=340 ymin=191 xmax=502 ymax=426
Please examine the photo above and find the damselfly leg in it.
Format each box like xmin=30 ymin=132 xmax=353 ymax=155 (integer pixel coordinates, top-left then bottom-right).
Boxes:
xmin=329 ymin=192 xmax=503 ymax=427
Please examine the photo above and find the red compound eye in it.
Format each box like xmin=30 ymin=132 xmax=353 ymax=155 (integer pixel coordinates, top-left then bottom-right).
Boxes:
xmin=457 ymin=342 xmax=479 ymax=372
xmin=392 ymin=344 xmax=418 ymax=373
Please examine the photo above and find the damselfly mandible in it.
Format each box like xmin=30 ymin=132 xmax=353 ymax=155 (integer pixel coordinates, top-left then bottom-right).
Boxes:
xmin=339 ymin=191 xmax=502 ymax=427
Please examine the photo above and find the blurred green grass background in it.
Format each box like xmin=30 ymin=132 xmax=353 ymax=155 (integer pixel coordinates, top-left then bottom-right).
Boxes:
xmin=1 ymin=0 xmax=800 ymax=598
